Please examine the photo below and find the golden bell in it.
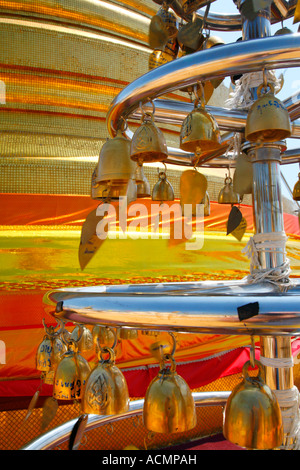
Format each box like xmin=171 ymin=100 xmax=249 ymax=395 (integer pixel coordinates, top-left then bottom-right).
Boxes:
xmin=36 ymin=334 xmax=66 ymax=373
xmin=152 ymin=169 xmax=174 ymax=202
xmin=96 ymin=130 xmax=135 ymax=187
xmin=92 ymin=325 xmax=116 ymax=349
xmin=143 ymin=355 xmax=196 ymax=434
xmin=36 ymin=335 xmax=54 ymax=373
xmin=135 ymin=162 xmax=151 ymax=198
xmin=91 ymin=169 xmax=127 ymax=201
xmin=71 ymin=325 xmax=93 ymax=353
xmin=118 ymin=327 xmax=138 ymax=340
xmin=130 ymin=114 xmax=168 ymax=163
xmin=148 ymin=49 xmax=174 ymax=70
xmin=180 ymin=102 xmax=222 ymax=154
xmin=82 ymin=347 xmax=129 ymax=415
xmin=245 ymin=83 xmax=292 ymax=143
xmin=218 ymin=176 xmax=240 ymax=204
xmin=53 ymin=343 xmax=91 ymax=401
xmin=223 ymin=360 xmax=283 ymax=450
xmin=293 ymin=173 xmax=300 ymax=201
xmin=274 ymin=26 xmax=293 ymax=35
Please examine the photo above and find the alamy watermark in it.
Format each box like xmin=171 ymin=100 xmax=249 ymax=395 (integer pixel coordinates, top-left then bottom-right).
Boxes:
xmin=95 ymin=198 xmax=205 ymax=251
xmin=0 ymin=340 xmax=6 ymax=364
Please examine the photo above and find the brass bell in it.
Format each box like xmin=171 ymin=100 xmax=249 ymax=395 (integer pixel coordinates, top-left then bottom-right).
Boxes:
xmin=148 ymin=49 xmax=174 ymax=70
xmin=135 ymin=162 xmax=151 ymax=198
xmin=71 ymin=325 xmax=93 ymax=353
xmin=36 ymin=335 xmax=54 ymax=373
xmin=96 ymin=130 xmax=135 ymax=187
xmin=143 ymin=354 xmax=196 ymax=434
xmin=92 ymin=325 xmax=116 ymax=349
xmin=36 ymin=322 xmax=67 ymax=374
xmin=53 ymin=341 xmax=91 ymax=401
xmin=130 ymin=111 xmax=168 ymax=163
xmin=218 ymin=175 xmax=240 ymax=205
xmin=245 ymin=82 xmax=291 ymax=143
xmin=82 ymin=347 xmax=129 ymax=415
xmin=152 ymin=166 xmax=174 ymax=202
xmin=223 ymin=360 xmax=283 ymax=450
xmin=118 ymin=327 xmax=138 ymax=340
xmin=274 ymin=26 xmax=293 ymax=35
xmin=293 ymin=173 xmax=300 ymax=201
xmin=180 ymin=98 xmax=222 ymax=154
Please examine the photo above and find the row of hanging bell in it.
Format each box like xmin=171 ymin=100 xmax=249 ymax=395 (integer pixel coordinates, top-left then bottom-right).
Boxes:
xmin=143 ymin=334 xmax=196 ymax=434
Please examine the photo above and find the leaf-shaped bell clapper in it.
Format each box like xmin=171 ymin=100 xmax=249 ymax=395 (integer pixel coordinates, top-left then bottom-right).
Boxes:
xmin=292 ymin=173 xmax=300 ymax=201
xmin=180 ymin=169 xmax=207 ymax=217
xmin=95 ymin=129 xmax=135 ymax=188
xmin=156 ymin=5 xmax=178 ymax=39
xmin=180 ymin=96 xmax=222 ymax=154
xmin=223 ymin=360 xmax=283 ymax=450
xmin=130 ymin=105 xmax=168 ymax=164
xmin=152 ymin=166 xmax=174 ymax=203
xmin=71 ymin=325 xmax=93 ymax=353
xmin=245 ymin=82 xmax=291 ymax=143
xmin=201 ymin=191 xmax=210 ymax=217
xmin=218 ymin=175 xmax=240 ymax=205
xmin=135 ymin=161 xmax=151 ymax=198
xmin=143 ymin=353 xmax=196 ymax=434
xmin=53 ymin=341 xmax=91 ymax=401
xmin=233 ymin=153 xmax=253 ymax=197
xmin=82 ymin=347 xmax=129 ymax=415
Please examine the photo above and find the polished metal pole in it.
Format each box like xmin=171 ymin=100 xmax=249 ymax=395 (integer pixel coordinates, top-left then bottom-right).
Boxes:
xmin=236 ymin=0 xmax=297 ymax=447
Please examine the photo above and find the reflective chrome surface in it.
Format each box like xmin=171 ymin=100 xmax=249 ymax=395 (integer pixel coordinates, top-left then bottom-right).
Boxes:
xmin=21 ymin=391 xmax=230 ymax=450
xmin=43 ymin=279 xmax=300 ymax=337
xmin=107 ymin=34 xmax=300 ymax=140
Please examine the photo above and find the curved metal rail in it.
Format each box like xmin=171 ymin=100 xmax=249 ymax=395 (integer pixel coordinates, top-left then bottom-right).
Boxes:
xmin=21 ymin=391 xmax=230 ymax=450
xmin=44 ymin=279 xmax=300 ymax=337
xmin=106 ymin=34 xmax=300 ymax=136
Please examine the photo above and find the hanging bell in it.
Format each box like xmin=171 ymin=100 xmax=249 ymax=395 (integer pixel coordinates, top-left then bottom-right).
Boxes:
xmin=36 ymin=335 xmax=54 ymax=373
xmin=148 ymin=49 xmax=174 ymax=70
xmin=274 ymin=26 xmax=293 ymax=35
xmin=96 ymin=130 xmax=135 ymax=187
xmin=92 ymin=325 xmax=116 ymax=349
xmin=152 ymin=166 xmax=174 ymax=202
xmin=218 ymin=175 xmax=240 ymax=205
xmin=71 ymin=325 xmax=93 ymax=353
xmin=135 ymin=162 xmax=151 ymax=198
xmin=143 ymin=354 xmax=196 ymax=434
xmin=36 ymin=322 xmax=67 ymax=374
xmin=245 ymin=82 xmax=291 ymax=143
xmin=293 ymin=173 xmax=300 ymax=201
xmin=223 ymin=360 xmax=283 ymax=450
xmin=180 ymin=98 xmax=222 ymax=154
xmin=82 ymin=347 xmax=129 ymax=415
xmin=130 ymin=111 xmax=168 ymax=164
xmin=53 ymin=341 xmax=91 ymax=401
xmin=118 ymin=327 xmax=138 ymax=340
